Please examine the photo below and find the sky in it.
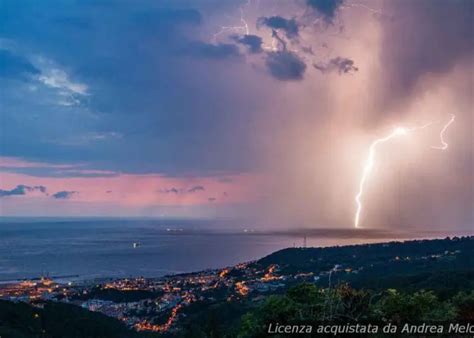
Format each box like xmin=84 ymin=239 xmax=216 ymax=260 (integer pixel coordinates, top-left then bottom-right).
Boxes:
xmin=0 ymin=0 xmax=472 ymax=231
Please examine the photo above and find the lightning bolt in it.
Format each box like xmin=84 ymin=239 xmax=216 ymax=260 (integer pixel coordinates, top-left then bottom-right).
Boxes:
xmin=212 ymin=3 xmax=250 ymax=43
xmin=213 ymin=1 xmax=287 ymax=53
xmin=341 ymin=1 xmax=383 ymax=16
xmin=354 ymin=122 xmax=433 ymax=228
xmin=354 ymin=127 xmax=408 ymax=228
xmin=432 ymin=114 xmax=455 ymax=150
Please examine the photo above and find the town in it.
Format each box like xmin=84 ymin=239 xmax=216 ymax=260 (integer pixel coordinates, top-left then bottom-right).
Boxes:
xmin=1 ymin=236 xmax=470 ymax=334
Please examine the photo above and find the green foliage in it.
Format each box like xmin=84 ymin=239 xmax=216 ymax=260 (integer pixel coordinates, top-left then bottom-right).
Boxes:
xmin=237 ymin=284 xmax=470 ymax=337
xmin=238 ymin=283 xmax=372 ymax=337
xmin=372 ymin=289 xmax=456 ymax=323
xmin=452 ymin=290 xmax=474 ymax=321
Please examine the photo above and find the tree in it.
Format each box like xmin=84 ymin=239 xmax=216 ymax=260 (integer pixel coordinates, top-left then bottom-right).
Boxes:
xmin=372 ymin=289 xmax=456 ymax=323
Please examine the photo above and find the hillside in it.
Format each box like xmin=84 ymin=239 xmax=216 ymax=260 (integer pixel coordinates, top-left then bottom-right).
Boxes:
xmin=253 ymin=236 xmax=474 ymax=296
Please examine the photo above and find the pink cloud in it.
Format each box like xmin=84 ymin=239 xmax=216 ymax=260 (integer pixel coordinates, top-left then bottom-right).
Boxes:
xmin=0 ymin=156 xmax=262 ymax=216
xmin=0 ymin=170 xmax=260 ymax=215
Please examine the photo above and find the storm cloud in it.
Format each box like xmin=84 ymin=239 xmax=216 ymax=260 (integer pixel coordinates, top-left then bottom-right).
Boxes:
xmin=313 ymin=57 xmax=358 ymax=74
xmin=52 ymin=191 xmax=77 ymax=199
xmin=159 ymin=188 xmax=181 ymax=194
xmin=257 ymin=16 xmax=299 ymax=39
xmin=0 ymin=185 xmax=47 ymax=197
xmin=378 ymin=0 xmax=473 ymax=108
xmin=306 ymin=0 xmax=344 ymax=22
xmin=188 ymin=185 xmax=205 ymax=193
xmin=232 ymin=34 xmax=263 ymax=54
xmin=265 ymin=51 xmax=306 ymax=80
xmin=0 ymin=0 xmax=471 ymax=230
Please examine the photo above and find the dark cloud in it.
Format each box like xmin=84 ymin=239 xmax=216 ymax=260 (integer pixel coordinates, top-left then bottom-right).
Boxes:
xmin=306 ymin=0 xmax=344 ymax=22
xmin=271 ymin=29 xmax=287 ymax=51
xmin=265 ymin=51 xmax=306 ymax=81
xmin=52 ymin=191 xmax=77 ymax=199
xmin=0 ymin=185 xmax=80 ymax=200
xmin=0 ymin=185 xmax=47 ymax=197
xmin=208 ymin=197 xmax=216 ymax=202
xmin=379 ymin=0 xmax=473 ymax=107
xmin=301 ymin=46 xmax=315 ymax=55
xmin=188 ymin=185 xmax=205 ymax=193
xmin=160 ymin=186 xmax=205 ymax=194
xmin=313 ymin=57 xmax=358 ymax=74
xmin=232 ymin=34 xmax=263 ymax=54
xmin=257 ymin=16 xmax=299 ymax=39
xmin=159 ymin=187 xmax=181 ymax=194
xmin=0 ymin=50 xmax=40 ymax=79
xmin=36 ymin=186 xmax=47 ymax=194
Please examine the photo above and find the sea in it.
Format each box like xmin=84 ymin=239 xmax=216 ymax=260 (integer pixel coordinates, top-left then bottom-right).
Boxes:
xmin=0 ymin=218 xmax=470 ymax=283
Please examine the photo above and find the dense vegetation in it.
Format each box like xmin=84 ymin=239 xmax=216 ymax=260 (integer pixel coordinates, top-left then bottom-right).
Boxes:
xmin=177 ymin=284 xmax=474 ymax=337
xmin=237 ymin=284 xmax=474 ymax=337
xmin=0 ymin=300 xmax=137 ymax=338
xmin=254 ymin=236 xmax=474 ymax=297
